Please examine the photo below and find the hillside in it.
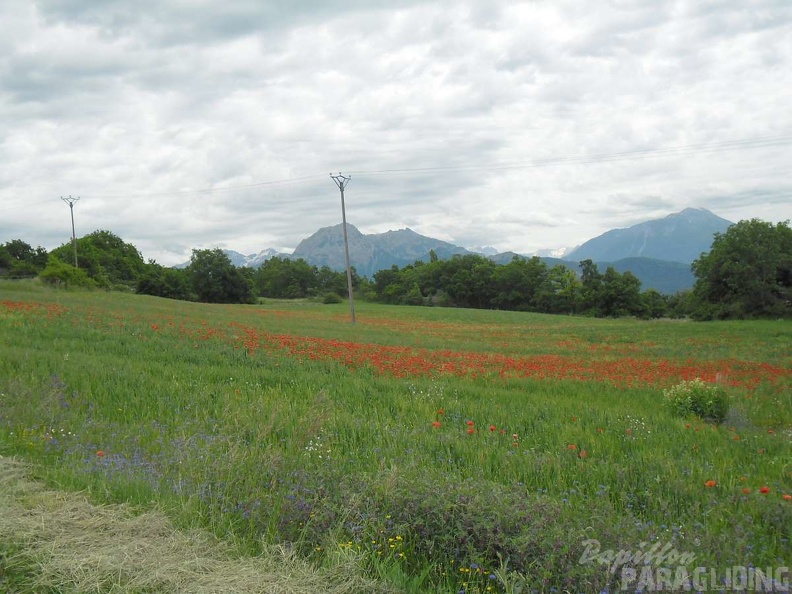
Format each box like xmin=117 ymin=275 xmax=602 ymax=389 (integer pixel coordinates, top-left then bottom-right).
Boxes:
xmin=292 ymin=224 xmax=470 ymax=278
xmin=171 ymin=207 xmax=737 ymax=292
xmin=565 ymin=207 xmax=732 ymax=264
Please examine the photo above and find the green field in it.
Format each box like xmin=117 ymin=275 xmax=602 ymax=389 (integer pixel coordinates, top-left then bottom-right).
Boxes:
xmin=1 ymin=280 xmax=790 ymax=593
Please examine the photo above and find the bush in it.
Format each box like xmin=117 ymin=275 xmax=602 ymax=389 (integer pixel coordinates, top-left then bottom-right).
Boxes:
xmin=663 ymin=378 xmax=729 ymax=423
xmin=322 ymin=292 xmax=343 ymax=304
xmin=38 ymin=257 xmax=96 ymax=289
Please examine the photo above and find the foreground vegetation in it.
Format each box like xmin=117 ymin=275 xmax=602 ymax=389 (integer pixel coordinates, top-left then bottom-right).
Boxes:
xmin=0 ymin=280 xmax=790 ymax=592
xmin=0 ymin=456 xmax=389 ymax=594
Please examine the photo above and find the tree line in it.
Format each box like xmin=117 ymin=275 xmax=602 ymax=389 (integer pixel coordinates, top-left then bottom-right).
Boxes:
xmin=1 ymin=219 xmax=789 ymax=320
xmin=371 ymin=252 xmax=676 ymax=318
xmin=0 ymin=230 xmax=355 ymax=304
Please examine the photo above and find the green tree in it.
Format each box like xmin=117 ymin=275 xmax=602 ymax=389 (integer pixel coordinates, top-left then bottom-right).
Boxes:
xmin=38 ymin=256 xmax=95 ymax=288
xmin=49 ymin=230 xmax=146 ymax=288
xmin=188 ymin=249 xmax=253 ymax=304
xmin=442 ymin=255 xmax=496 ymax=308
xmin=373 ymin=265 xmax=407 ymax=303
xmin=599 ymin=267 xmax=643 ymax=317
xmin=578 ymin=259 xmax=603 ymax=315
xmin=691 ymin=219 xmax=792 ymax=319
xmin=253 ymin=257 xmax=327 ymax=299
xmin=534 ymin=265 xmax=581 ymax=314
xmin=491 ymin=257 xmax=548 ymax=311
xmin=0 ymin=244 xmax=11 ymax=272
xmin=640 ymin=289 xmax=669 ymax=319
xmin=316 ymin=265 xmax=347 ymax=296
xmin=2 ymin=239 xmax=48 ymax=278
xmin=137 ymin=265 xmax=192 ymax=300
xmin=403 ymin=282 xmax=424 ymax=305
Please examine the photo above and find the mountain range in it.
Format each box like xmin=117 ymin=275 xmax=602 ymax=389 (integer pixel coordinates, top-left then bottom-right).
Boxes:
xmin=565 ymin=207 xmax=733 ymax=263
xmin=191 ymin=207 xmax=734 ymax=294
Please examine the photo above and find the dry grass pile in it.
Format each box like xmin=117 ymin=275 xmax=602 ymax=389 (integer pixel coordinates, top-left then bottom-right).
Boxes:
xmin=0 ymin=455 xmax=395 ymax=594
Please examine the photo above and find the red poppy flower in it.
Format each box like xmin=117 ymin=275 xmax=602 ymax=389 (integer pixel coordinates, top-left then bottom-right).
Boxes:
xmin=783 ymin=494 xmax=791 ymax=501
xmin=568 ymin=444 xmax=577 ymax=451
xmin=760 ymin=486 xmax=770 ymax=494
xmin=96 ymin=450 xmax=105 ymax=457
xmin=467 ymin=428 xmax=475 ymax=435
xmin=432 ymin=421 xmax=441 ymax=428
xmin=705 ymin=480 xmax=717 ymax=488
xmin=466 ymin=420 xmax=474 ymax=427
xmin=489 ymin=425 xmax=496 ymax=432
xmin=436 ymin=409 xmax=444 ymax=415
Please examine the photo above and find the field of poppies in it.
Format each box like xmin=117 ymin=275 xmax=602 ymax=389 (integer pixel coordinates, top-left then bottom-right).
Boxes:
xmin=0 ymin=280 xmax=790 ymax=593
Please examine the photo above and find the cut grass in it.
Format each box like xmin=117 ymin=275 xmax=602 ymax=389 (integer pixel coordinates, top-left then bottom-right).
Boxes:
xmin=0 ymin=455 xmax=395 ymax=594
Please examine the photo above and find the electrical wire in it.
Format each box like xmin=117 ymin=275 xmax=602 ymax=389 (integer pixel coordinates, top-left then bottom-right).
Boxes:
xmin=0 ymin=133 xmax=789 ymax=210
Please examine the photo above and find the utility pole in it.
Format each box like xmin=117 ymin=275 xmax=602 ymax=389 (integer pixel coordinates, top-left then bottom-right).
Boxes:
xmin=330 ymin=173 xmax=356 ymax=324
xmin=61 ymin=195 xmax=79 ymax=267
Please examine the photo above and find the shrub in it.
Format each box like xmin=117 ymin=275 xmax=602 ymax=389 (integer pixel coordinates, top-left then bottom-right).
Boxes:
xmin=322 ymin=292 xmax=343 ymax=304
xmin=663 ymin=378 xmax=729 ymax=423
xmin=38 ymin=257 xmax=96 ymax=289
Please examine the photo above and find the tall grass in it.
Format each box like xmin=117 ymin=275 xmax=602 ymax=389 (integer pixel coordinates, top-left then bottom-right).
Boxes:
xmin=0 ymin=281 xmax=790 ymax=592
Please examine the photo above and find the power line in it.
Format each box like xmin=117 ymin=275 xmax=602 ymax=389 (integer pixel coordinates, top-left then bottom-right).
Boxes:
xmin=83 ymin=173 xmax=328 ymax=199
xmin=0 ymin=133 xmax=789 ymax=211
xmin=347 ymin=134 xmax=792 ymax=177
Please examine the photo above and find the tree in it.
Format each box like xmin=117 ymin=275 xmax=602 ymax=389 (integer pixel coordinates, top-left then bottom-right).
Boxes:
xmin=640 ymin=289 xmax=669 ymax=319
xmin=1 ymin=239 xmax=48 ymax=278
xmin=691 ymin=219 xmax=792 ymax=319
xmin=372 ymin=265 xmax=403 ymax=303
xmin=39 ymin=256 xmax=95 ymax=288
xmin=316 ymin=265 xmax=347 ymax=296
xmin=578 ymin=259 xmax=603 ymax=315
xmin=0 ymin=244 xmax=10 ymax=272
xmin=403 ymin=282 xmax=424 ymax=305
xmin=137 ymin=265 xmax=192 ymax=300
xmin=188 ymin=249 xmax=254 ymax=304
xmin=599 ymin=267 xmax=642 ymax=317
xmin=534 ymin=265 xmax=580 ymax=314
xmin=49 ymin=230 xmax=145 ymax=288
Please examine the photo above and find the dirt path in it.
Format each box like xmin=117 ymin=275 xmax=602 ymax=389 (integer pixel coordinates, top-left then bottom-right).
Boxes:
xmin=0 ymin=455 xmax=394 ymax=594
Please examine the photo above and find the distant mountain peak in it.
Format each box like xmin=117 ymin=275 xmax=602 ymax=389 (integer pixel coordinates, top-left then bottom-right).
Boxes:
xmin=529 ymin=246 xmax=577 ymax=259
xmin=291 ymin=223 xmax=470 ymax=277
xmin=469 ymin=246 xmax=499 ymax=256
xmin=565 ymin=207 xmax=733 ymax=264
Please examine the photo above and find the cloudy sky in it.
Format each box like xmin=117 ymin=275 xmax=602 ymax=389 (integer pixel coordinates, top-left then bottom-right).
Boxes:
xmin=1 ymin=0 xmax=790 ymax=265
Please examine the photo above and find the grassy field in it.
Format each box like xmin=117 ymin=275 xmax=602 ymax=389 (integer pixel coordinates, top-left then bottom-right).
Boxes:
xmin=0 ymin=280 xmax=790 ymax=593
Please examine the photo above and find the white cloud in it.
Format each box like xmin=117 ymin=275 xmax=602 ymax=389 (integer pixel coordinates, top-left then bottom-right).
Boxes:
xmin=1 ymin=0 xmax=790 ymax=265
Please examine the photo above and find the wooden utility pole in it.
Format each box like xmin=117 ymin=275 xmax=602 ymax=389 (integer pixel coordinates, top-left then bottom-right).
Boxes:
xmin=330 ymin=174 xmax=356 ymax=323
xmin=61 ymin=195 xmax=80 ymax=267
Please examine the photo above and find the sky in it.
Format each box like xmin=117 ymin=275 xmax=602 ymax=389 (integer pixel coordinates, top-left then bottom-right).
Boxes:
xmin=1 ymin=0 xmax=791 ymax=266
